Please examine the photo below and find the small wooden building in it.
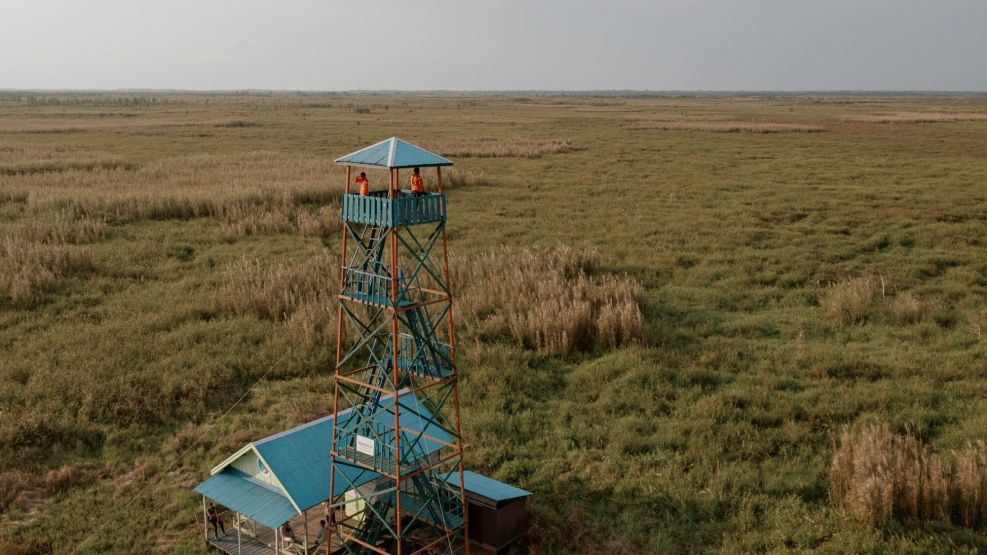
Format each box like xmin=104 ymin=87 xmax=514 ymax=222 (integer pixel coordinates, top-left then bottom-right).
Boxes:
xmin=447 ymin=471 xmax=532 ymax=554
xmin=194 ymin=391 xmax=533 ymax=554
xmin=194 ymin=391 xmax=451 ymax=555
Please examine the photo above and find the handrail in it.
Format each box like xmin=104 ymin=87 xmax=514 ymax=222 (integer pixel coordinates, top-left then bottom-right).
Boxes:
xmin=395 ymin=333 xmax=452 ymax=376
xmin=335 ymin=418 xmax=436 ymax=472
xmin=341 ymin=192 xmax=446 ymax=227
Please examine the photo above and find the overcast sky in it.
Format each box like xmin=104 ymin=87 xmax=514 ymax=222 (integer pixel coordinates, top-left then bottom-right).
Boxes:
xmin=2 ymin=0 xmax=986 ymax=91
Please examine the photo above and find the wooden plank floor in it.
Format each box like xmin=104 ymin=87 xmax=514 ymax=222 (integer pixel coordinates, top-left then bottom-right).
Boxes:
xmin=207 ymin=531 xmax=274 ymax=555
xmin=206 ymin=511 xmax=346 ymax=554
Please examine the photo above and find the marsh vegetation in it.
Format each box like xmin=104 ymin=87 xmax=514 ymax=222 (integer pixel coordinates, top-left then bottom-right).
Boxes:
xmin=1 ymin=92 xmax=987 ymax=553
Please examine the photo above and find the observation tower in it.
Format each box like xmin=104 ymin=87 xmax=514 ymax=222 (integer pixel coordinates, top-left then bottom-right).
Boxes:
xmin=328 ymin=138 xmax=469 ymax=555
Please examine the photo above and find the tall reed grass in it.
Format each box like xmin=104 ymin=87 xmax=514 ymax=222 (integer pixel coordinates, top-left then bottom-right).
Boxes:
xmin=219 ymin=246 xmax=646 ymax=355
xmin=452 ymin=246 xmax=647 ymax=355
xmin=843 ymin=112 xmax=987 ymax=124
xmin=14 ymin=210 xmax=107 ymax=244
xmin=626 ymin=120 xmax=825 ymax=133
xmin=0 ymin=237 xmax=94 ymax=304
xmin=427 ymin=137 xmax=583 ymax=158
xmin=431 ymin=167 xmax=490 ymax=189
xmin=3 ymin=152 xmax=344 ymax=224
xmin=830 ymin=424 xmax=987 ymax=527
xmin=218 ymin=252 xmax=340 ymax=344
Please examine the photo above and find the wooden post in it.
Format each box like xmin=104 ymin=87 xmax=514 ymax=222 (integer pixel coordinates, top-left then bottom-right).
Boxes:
xmin=390 ymin=168 xmax=403 ymax=555
xmin=202 ymin=496 xmax=208 ymax=543
xmin=437 ymin=166 xmax=443 ymax=194
xmin=275 ymin=528 xmax=281 ymax=554
xmin=330 ymin=162 xmax=348 ymax=553
xmin=236 ymin=512 xmax=242 ymax=555
xmin=304 ymin=509 xmax=309 ymax=553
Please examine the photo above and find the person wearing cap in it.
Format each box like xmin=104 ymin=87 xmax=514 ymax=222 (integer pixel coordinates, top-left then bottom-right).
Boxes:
xmin=410 ymin=167 xmax=425 ymax=196
xmin=355 ymin=171 xmax=370 ymax=196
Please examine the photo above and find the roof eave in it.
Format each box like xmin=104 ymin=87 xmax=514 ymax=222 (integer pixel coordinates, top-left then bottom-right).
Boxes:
xmin=333 ymin=160 xmax=454 ymax=169
xmin=390 ymin=161 xmax=454 ymax=169
xmin=210 ymin=443 xmax=256 ymax=475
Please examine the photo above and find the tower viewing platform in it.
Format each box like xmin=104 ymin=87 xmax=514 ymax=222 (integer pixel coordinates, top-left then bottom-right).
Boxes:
xmin=342 ymin=190 xmax=447 ymax=228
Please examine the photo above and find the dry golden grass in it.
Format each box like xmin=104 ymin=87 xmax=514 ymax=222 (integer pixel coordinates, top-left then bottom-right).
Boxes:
xmin=0 ymin=470 xmax=34 ymax=514
xmin=886 ymin=291 xmax=925 ymax=325
xmin=625 ymin=120 xmax=825 ymax=133
xmin=221 ymin=204 xmax=340 ymax=238
xmin=218 ymin=252 xmax=339 ymax=345
xmin=0 ymin=151 xmax=344 ymax=223
xmin=968 ymin=310 xmax=987 ymax=339
xmin=218 ymin=245 xmax=643 ymax=354
xmin=0 ymin=144 xmax=132 ymax=175
xmin=426 ymin=136 xmax=583 ymax=158
xmin=452 ymin=246 xmax=647 ymax=355
xmin=0 ymin=143 xmax=482 ymax=243
xmin=819 ymin=277 xmax=879 ymax=325
xmin=819 ymin=277 xmax=925 ymax=326
xmin=431 ymin=167 xmax=490 ymax=189
xmin=14 ymin=210 xmax=107 ymax=244
xmin=830 ymin=424 xmax=987 ymax=527
xmin=0 ymin=237 xmax=94 ymax=304
xmin=843 ymin=112 xmax=987 ymax=124
xmin=955 ymin=441 xmax=987 ymax=528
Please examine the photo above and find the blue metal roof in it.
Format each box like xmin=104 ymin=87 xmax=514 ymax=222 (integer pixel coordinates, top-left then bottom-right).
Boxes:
xmin=253 ymin=414 xmax=377 ymax=512
xmin=253 ymin=393 xmax=450 ymax=512
xmin=196 ymin=391 xmax=454 ymax=524
xmin=442 ymin=471 xmax=531 ymax=504
xmin=335 ymin=137 xmax=453 ymax=169
xmin=194 ymin=469 xmax=297 ymax=529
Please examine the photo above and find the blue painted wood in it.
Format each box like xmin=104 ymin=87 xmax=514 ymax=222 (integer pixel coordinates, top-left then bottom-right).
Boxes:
xmin=342 ymin=193 xmax=446 ymax=227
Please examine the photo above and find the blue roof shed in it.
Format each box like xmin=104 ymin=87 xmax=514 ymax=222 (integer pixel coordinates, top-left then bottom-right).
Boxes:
xmin=442 ymin=471 xmax=532 ymax=508
xmin=194 ymin=391 xmax=451 ymax=529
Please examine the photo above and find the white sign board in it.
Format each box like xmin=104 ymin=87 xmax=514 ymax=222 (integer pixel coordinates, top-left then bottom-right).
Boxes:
xmin=356 ymin=435 xmax=375 ymax=456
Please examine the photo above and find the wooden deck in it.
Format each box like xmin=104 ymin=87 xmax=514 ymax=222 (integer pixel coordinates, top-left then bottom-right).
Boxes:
xmin=204 ymin=507 xmax=467 ymax=554
xmin=204 ymin=510 xmax=348 ymax=555
xmin=207 ymin=532 xmax=275 ymax=555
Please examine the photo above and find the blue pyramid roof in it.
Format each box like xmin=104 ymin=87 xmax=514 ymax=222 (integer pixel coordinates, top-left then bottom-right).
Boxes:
xmin=335 ymin=137 xmax=453 ymax=169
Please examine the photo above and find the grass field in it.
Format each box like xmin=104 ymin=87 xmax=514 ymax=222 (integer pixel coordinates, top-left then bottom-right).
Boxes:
xmin=1 ymin=91 xmax=987 ymax=554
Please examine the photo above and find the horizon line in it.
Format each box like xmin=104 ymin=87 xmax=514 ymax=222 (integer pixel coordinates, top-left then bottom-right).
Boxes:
xmin=1 ymin=88 xmax=986 ymax=96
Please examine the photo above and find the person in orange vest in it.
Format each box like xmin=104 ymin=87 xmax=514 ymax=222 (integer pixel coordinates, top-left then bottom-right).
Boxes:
xmin=410 ymin=167 xmax=426 ymax=196
xmin=355 ymin=171 xmax=369 ymax=196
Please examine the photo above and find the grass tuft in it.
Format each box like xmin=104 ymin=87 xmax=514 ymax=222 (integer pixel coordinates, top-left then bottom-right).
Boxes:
xmin=819 ymin=277 xmax=926 ymax=326
xmin=830 ymin=424 xmax=987 ymax=527
xmin=15 ymin=210 xmax=108 ymax=244
xmin=453 ymin=246 xmax=647 ymax=355
xmin=219 ymin=253 xmax=340 ymax=346
xmin=0 ymin=237 xmax=95 ymax=304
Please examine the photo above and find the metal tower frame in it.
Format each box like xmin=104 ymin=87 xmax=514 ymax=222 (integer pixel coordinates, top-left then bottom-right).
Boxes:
xmin=328 ymin=147 xmax=469 ymax=555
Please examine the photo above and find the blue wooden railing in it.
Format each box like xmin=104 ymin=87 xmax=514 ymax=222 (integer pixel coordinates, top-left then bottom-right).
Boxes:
xmin=342 ymin=192 xmax=446 ymax=227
